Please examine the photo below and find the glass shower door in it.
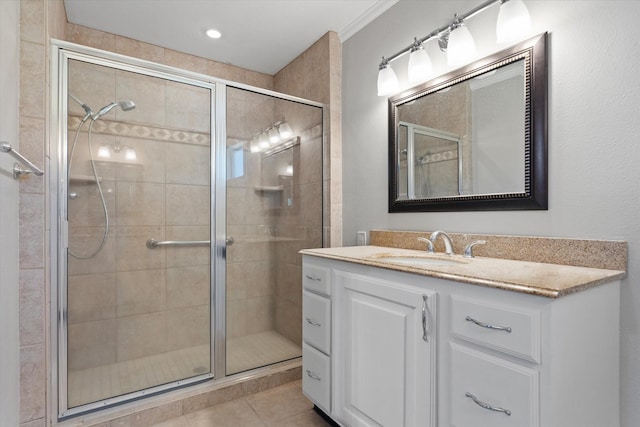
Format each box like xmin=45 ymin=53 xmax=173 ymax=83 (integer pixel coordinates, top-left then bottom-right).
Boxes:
xmin=61 ymin=55 xmax=214 ymax=413
xmin=224 ymin=87 xmax=323 ymax=375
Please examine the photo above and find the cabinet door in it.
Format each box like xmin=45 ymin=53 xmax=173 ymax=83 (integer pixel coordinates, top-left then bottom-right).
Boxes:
xmin=333 ymin=270 xmax=437 ymax=427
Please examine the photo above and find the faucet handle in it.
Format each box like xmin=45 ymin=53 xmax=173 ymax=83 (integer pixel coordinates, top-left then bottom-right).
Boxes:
xmin=463 ymin=240 xmax=486 ymax=258
xmin=417 ymin=237 xmax=434 ymax=253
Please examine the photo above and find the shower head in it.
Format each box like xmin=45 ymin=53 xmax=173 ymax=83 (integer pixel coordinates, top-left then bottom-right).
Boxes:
xmin=92 ymin=100 xmax=136 ymax=120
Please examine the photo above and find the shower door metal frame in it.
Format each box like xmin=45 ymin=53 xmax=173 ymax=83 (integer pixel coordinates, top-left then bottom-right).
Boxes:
xmin=50 ymin=41 xmax=219 ymax=419
xmin=50 ymin=39 xmax=327 ymax=421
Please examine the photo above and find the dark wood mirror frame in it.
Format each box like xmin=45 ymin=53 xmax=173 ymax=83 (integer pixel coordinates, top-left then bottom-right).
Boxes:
xmin=388 ymin=32 xmax=548 ymax=212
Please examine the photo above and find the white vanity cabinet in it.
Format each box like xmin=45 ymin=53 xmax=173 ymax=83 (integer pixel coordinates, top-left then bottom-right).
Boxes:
xmin=301 ymin=254 xmax=621 ymax=427
xmin=332 ymin=269 xmax=437 ymax=427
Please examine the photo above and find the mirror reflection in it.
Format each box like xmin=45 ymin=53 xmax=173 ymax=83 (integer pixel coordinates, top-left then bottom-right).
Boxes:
xmin=389 ymin=33 xmax=547 ymax=211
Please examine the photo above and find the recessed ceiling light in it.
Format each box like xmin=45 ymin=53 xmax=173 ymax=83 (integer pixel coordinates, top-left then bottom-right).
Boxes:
xmin=205 ymin=29 xmax=222 ymax=39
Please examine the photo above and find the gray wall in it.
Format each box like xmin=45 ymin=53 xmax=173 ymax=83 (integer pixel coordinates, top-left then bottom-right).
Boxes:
xmin=343 ymin=0 xmax=640 ymax=425
xmin=0 ymin=0 xmax=21 ymax=425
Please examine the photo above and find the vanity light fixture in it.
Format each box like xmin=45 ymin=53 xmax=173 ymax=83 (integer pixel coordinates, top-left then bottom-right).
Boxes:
xmin=278 ymin=121 xmax=293 ymax=139
xmin=407 ymin=38 xmax=433 ymax=83
xmin=249 ymin=121 xmax=296 ymax=154
xmin=376 ymin=0 xmax=532 ymax=95
xmin=205 ymin=28 xmax=222 ymax=39
xmin=268 ymin=127 xmax=280 ymax=144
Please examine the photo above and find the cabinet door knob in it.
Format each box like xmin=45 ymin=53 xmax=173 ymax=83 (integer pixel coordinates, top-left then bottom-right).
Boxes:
xmin=465 ymin=316 xmax=512 ymax=333
xmin=465 ymin=392 xmax=511 ymax=416
xmin=305 ymin=317 xmax=321 ymax=327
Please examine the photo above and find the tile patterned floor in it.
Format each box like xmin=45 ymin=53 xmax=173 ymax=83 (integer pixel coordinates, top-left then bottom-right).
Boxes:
xmin=69 ymin=330 xmax=302 ymax=408
xmin=155 ymin=381 xmax=331 ymax=427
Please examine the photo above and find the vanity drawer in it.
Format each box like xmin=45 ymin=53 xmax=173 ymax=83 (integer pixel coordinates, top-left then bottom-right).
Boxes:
xmin=303 ymin=263 xmax=331 ymax=295
xmin=303 ymin=290 xmax=331 ymax=353
xmin=451 ymin=295 xmax=541 ymax=363
xmin=303 ymin=342 xmax=331 ymax=413
xmin=451 ymin=343 xmax=539 ymax=427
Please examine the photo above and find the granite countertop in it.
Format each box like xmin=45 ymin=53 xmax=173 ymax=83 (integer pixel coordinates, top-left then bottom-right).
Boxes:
xmin=300 ymin=245 xmax=626 ymax=298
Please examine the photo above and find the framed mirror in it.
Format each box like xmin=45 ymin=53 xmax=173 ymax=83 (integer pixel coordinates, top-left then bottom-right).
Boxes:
xmin=389 ymin=32 xmax=547 ymax=212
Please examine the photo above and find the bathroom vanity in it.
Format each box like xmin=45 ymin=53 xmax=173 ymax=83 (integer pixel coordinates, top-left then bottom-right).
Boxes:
xmin=300 ymin=245 xmax=625 ymax=427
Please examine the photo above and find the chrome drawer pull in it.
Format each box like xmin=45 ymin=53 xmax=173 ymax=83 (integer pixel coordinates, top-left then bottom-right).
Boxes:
xmin=465 ymin=392 xmax=511 ymax=416
xmin=306 ymin=317 xmax=321 ymax=327
xmin=306 ymin=370 xmax=321 ymax=381
xmin=465 ymin=316 xmax=512 ymax=333
xmin=422 ymin=294 xmax=429 ymax=342
xmin=305 ymin=274 xmax=321 ymax=281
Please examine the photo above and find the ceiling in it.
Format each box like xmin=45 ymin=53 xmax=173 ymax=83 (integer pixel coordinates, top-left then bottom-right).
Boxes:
xmin=63 ymin=0 xmax=398 ymax=75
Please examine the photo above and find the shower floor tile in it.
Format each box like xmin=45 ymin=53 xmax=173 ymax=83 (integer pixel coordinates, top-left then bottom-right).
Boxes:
xmin=226 ymin=330 xmax=302 ymax=375
xmin=67 ymin=330 xmax=301 ymax=408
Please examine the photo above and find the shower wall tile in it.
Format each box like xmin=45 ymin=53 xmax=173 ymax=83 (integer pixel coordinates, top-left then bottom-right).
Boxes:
xmin=68 ymin=319 xmax=117 ymax=370
xmin=299 ymin=137 xmax=323 ymax=185
xmin=298 ymin=182 xmax=323 ymax=227
xmin=115 ymin=226 xmax=165 ymax=271
xmin=165 ymin=83 xmax=211 ymax=133
xmin=245 ymin=261 xmax=275 ymax=298
xmin=18 ymin=116 xmax=45 ymax=194
xmin=115 ymin=137 xmax=167 ymax=184
xmin=165 ymin=226 xmax=210 ymax=268
xmin=68 ymin=227 xmax=116 ymax=275
xmin=114 ymin=35 xmax=165 ymax=64
xmin=117 ymin=312 xmax=166 ymax=362
xmin=166 ymin=184 xmax=210 ymax=226
xmin=18 ymin=193 xmax=44 ymax=269
xmin=164 ymin=48 xmax=209 ymax=75
xmin=166 ymin=266 xmax=210 ymax=308
xmin=166 ymin=306 xmax=210 ymax=351
xmin=19 ymin=41 xmax=45 ymax=119
xmin=115 ymin=70 xmax=166 ymax=126
xmin=68 ymin=132 xmax=118 ymax=180
xmin=245 ymin=296 xmax=275 ymax=335
xmin=68 ymin=60 xmax=117 ymax=119
xmin=68 ymin=179 xmax=117 ymax=228
xmin=115 ymin=181 xmax=166 ymax=226
xmin=117 ymin=269 xmax=167 ymax=317
xmin=226 ymin=262 xmax=247 ymax=302
xmin=19 ymin=344 xmax=45 ymax=423
xmin=68 ymin=272 xmax=117 ymax=323
xmin=67 ymin=23 xmax=116 ymax=52
xmin=19 ymin=268 xmax=44 ymax=346
xmin=226 ymin=300 xmax=247 ymax=339
xmin=165 ymin=142 xmax=210 ymax=185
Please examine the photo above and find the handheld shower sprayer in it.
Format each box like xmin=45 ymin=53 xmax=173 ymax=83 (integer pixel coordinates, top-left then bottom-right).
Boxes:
xmin=92 ymin=100 xmax=136 ymax=120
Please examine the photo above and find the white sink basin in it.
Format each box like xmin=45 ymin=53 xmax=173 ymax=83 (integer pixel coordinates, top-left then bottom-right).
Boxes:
xmin=375 ymin=255 xmax=463 ymax=267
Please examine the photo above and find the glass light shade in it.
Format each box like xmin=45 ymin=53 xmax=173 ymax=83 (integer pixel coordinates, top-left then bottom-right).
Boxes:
xmin=268 ymin=127 xmax=280 ymax=144
xmin=496 ymin=0 xmax=532 ymax=43
xmin=258 ymin=133 xmax=269 ymax=149
xmin=408 ymin=46 xmax=433 ymax=84
xmin=125 ymin=148 xmax=137 ymax=161
xmin=377 ymin=65 xmax=399 ymax=96
xmin=278 ymin=122 xmax=293 ymax=139
xmin=249 ymin=139 xmax=260 ymax=153
xmin=447 ymin=24 xmax=477 ymax=67
xmin=205 ymin=29 xmax=222 ymax=39
xmin=286 ymin=164 xmax=293 ymax=175
xmin=97 ymin=145 xmax=111 ymax=158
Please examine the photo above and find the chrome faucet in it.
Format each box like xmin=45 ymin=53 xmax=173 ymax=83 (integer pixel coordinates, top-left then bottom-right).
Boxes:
xmin=429 ymin=230 xmax=454 ymax=255
xmin=417 ymin=237 xmax=434 ymax=253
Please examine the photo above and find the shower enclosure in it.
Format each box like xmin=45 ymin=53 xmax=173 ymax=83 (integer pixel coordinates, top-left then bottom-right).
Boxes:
xmin=51 ymin=42 xmax=324 ymax=418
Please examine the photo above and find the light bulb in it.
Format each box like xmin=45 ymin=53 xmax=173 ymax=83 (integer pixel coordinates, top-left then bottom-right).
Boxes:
xmin=250 ymin=138 xmax=260 ymax=153
xmin=258 ymin=133 xmax=269 ymax=149
xmin=377 ymin=63 xmax=399 ymax=96
xmin=125 ymin=148 xmax=137 ymax=161
xmin=447 ymin=22 xmax=477 ymax=67
xmin=97 ymin=145 xmax=111 ymax=158
xmin=496 ymin=0 xmax=532 ymax=43
xmin=408 ymin=44 xmax=433 ymax=84
xmin=205 ymin=29 xmax=222 ymax=39
xmin=278 ymin=122 xmax=293 ymax=139
xmin=268 ymin=127 xmax=280 ymax=144
xmin=286 ymin=164 xmax=293 ymax=175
